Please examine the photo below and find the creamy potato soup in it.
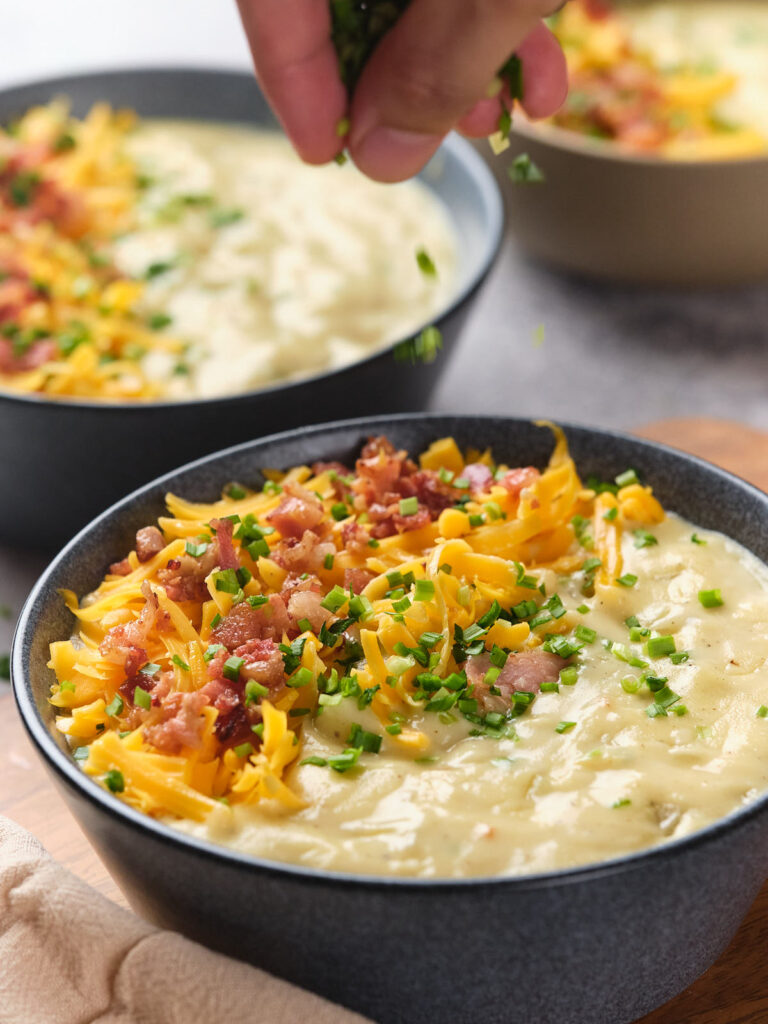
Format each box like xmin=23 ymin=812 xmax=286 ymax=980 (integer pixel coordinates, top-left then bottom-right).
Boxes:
xmin=549 ymin=0 xmax=768 ymax=157
xmin=0 ymin=104 xmax=455 ymax=400
xmin=48 ymin=430 xmax=768 ymax=878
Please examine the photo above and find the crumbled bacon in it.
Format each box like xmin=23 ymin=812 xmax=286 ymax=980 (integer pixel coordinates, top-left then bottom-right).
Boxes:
xmin=211 ymin=594 xmax=290 ymax=650
xmin=143 ymin=691 xmax=208 ymax=754
xmin=209 ymin=517 xmax=239 ymax=570
xmin=100 ymin=582 xmax=169 ymax=676
xmin=341 ymin=521 xmax=369 ymax=555
xmin=462 ymin=463 xmax=494 ymax=494
xmin=234 ymin=637 xmax=285 ymax=690
xmin=466 ymin=650 xmax=566 ymax=713
xmin=0 ymin=336 xmax=57 ymax=374
xmin=135 ymin=526 xmax=164 ymax=563
xmin=158 ymin=555 xmax=210 ymax=603
xmin=276 ymin=529 xmax=335 ymax=575
xmin=287 ymin=587 xmax=332 ymax=632
xmin=344 ymin=567 xmax=375 ymax=595
xmin=312 ymin=460 xmax=352 ymax=500
xmin=267 ymin=481 xmax=325 ymax=539
xmin=500 ymin=467 xmax=540 ymax=498
xmin=109 ymin=557 xmax=132 ymax=577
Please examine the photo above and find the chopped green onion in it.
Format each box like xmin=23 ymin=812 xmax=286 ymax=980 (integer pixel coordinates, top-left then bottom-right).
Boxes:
xmin=633 ymin=529 xmax=658 ymax=549
xmin=234 ymin=742 xmax=253 ymax=758
xmin=320 ymin=585 xmax=347 ymax=613
xmin=223 ymin=656 xmax=244 ymax=682
xmin=416 ymin=248 xmax=437 ymax=277
xmin=348 ymin=723 xmax=382 ymax=753
xmin=670 ymin=651 xmax=690 ymax=665
xmin=105 ymin=694 xmax=124 ymax=717
xmin=540 ymin=681 xmax=559 ymax=693
xmin=226 ymin=482 xmax=247 ymax=500
xmin=134 ymin=687 xmax=151 ymax=710
xmin=245 ymin=679 xmax=269 ymax=704
xmin=575 ymin=624 xmax=596 ymax=644
xmin=73 ymin=746 xmax=89 ymax=761
xmin=612 ymin=798 xmax=631 ymax=808
xmin=323 ymin=552 xmax=335 ymax=570
xmin=399 ymin=497 xmax=419 ymax=516
xmin=647 ymin=635 xmax=676 ymax=658
xmin=413 ymin=579 xmax=435 ymax=602
xmin=172 ymin=654 xmax=190 ymax=672
xmin=758 ymin=705 xmax=768 ymax=718
xmin=288 ymin=666 xmax=313 ymax=688
xmin=385 ymin=723 xmax=402 ymax=735
xmin=185 ymin=540 xmax=208 ymax=558
xmin=616 ymin=574 xmax=638 ymax=588
xmin=556 ymin=721 xmax=576 ymax=734
xmin=691 ymin=533 xmax=707 ymax=545
xmin=615 ymin=468 xmax=640 ymax=488
xmin=576 ymin=604 xmax=589 ymax=615
xmin=602 ymin=507 xmax=618 ymax=522
xmin=629 ymin=626 xmax=650 ymax=642
xmin=698 ymin=588 xmax=724 ymax=608
xmin=559 ymin=666 xmax=579 ymax=686
xmin=104 ymin=769 xmax=125 ymax=793
xmin=508 ymin=153 xmax=545 ymax=184
xmin=300 ymin=755 xmax=328 ymax=767
xmin=621 ymin=675 xmax=641 ymax=694
xmin=331 ymin=502 xmax=349 ymax=521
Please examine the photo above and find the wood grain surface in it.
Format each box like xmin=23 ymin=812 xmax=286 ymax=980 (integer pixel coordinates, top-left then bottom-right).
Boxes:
xmin=1 ymin=416 xmax=767 ymax=1022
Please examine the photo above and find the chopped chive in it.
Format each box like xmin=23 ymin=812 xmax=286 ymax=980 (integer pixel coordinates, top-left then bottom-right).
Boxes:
xmin=385 ymin=723 xmax=402 ymax=735
xmin=416 ymin=248 xmax=437 ymax=277
xmin=105 ymin=694 xmax=124 ymax=717
xmin=330 ymin=502 xmax=349 ymax=521
xmin=616 ymin=574 xmax=638 ymax=588
xmin=300 ymin=755 xmax=328 ymax=767
xmin=612 ymin=798 xmax=631 ymax=808
xmin=621 ymin=675 xmax=641 ymax=694
xmin=320 ymin=585 xmax=347 ymax=613
xmin=615 ymin=468 xmax=640 ymax=488
xmin=691 ymin=533 xmax=707 ymax=545
xmin=134 ymin=686 xmax=151 ymax=710
xmin=148 ymin=312 xmax=173 ymax=330
xmin=602 ymin=507 xmax=618 ymax=522
xmin=698 ymin=588 xmax=724 ymax=609
xmin=576 ymin=604 xmax=589 ymax=615
xmin=633 ymin=529 xmax=658 ymax=549
xmin=559 ymin=666 xmax=579 ymax=686
xmin=399 ymin=496 xmax=419 ymax=516
xmin=647 ymin=635 xmax=676 ymax=658
xmin=670 ymin=651 xmax=690 ymax=665
xmin=288 ymin=666 xmax=313 ymax=688
xmin=629 ymin=626 xmax=650 ymax=642
xmin=540 ymin=681 xmax=559 ymax=693
xmin=172 ymin=654 xmax=190 ymax=672
xmin=234 ymin=742 xmax=253 ymax=758
xmin=226 ymin=482 xmax=247 ymax=500
xmin=413 ymin=579 xmax=435 ymax=602
xmin=104 ymin=769 xmax=125 ymax=793
xmin=508 ymin=153 xmax=545 ymax=184
xmin=245 ymin=679 xmax=269 ymax=704
xmin=323 ymin=552 xmax=335 ymax=570
xmin=59 ymin=680 xmax=75 ymax=693
xmin=73 ymin=746 xmax=89 ymax=761
xmin=556 ymin=721 xmax=576 ymax=734
xmin=185 ymin=539 xmax=208 ymax=557
xmin=223 ymin=656 xmax=244 ymax=682
xmin=574 ymin=624 xmax=596 ymax=644
xmin=758 ymin=706 xmax=768 ymax=718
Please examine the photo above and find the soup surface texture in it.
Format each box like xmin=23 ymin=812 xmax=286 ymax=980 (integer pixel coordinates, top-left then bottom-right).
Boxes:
xmin=48 ymin=429 xmax=768 ymax=877
xmin=0 ymin=104 xmax=455 ymax=400
xmin=549 ymin=0 xmax=768 ymax=157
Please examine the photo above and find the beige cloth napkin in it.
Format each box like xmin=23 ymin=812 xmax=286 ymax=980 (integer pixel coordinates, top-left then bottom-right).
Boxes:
xmin=0 ymin=815 xmax=372 ymax=1024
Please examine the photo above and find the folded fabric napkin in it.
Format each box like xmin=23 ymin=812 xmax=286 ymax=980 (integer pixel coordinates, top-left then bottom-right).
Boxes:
xmin=0 ymin=815 xmax=371 ymax=1024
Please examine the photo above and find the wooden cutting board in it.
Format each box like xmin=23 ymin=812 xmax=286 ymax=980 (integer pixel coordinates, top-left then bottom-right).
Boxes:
xmin=2 ymin=416 xmax=768 ymax=1023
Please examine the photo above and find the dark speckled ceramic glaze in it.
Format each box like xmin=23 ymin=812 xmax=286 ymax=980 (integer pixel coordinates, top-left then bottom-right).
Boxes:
xmin=13 ymin=416 xmax=768 ymax=1024
xmin=0 ymin=69 xmax=503 ymax=548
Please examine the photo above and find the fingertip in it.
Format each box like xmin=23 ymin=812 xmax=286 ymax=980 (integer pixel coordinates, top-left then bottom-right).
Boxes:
xmin=517 ymin=22 xmax=569 ymax=120
xmin=457 ymin=99 xmax=503 ymax=138
xmin=349 ymin=125 xmax=443 ymax=183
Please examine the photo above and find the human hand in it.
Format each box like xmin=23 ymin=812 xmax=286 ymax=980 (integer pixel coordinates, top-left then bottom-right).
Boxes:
xmin=237 ymin=0 xmax=568 ymax=182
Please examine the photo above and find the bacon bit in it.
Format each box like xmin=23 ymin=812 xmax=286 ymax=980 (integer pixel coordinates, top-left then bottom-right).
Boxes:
xmin=135 ymin=526 xmax=164 ymax=563
xmin=462 ymin=463 xmax=494 ymax=494
xmin=211 ymin=594 xmax=290 ymax=650
xmin=344 ymin=567 xmax=375 ymax=595
xmin=276 ymin=529 xmax=335 ymax=575
xmin=392 ymin=506 xmax=432 ymax=535
xmin=287 ymin=587 xmax=333 ymax=632
xmin=158 ymin=555 xmax=210 ymax=604
xmin=209 ymin=517 xmax=239 ymax=570
xmin=100 ymin=582 xmax=169 ymax=676
xmin=407 ymin=470 xmax=457 ymax=516
xmin=466 ymin=649 xmax=566 ymax=713
xmin=143 ymin=691 xmax=208 ymax=754
xmin=267 ymin=481 xmax=325 ymax=540
xmin=234 ymin=637 xmax=285 ymax=690
xmin=0 ymin=266 xmax=39 ymax=322
xmin=500 ymin=467 xmax=540 ymax=498
xmin=341 ymin=520 xmax=369 ymax=555
xmin=108 ymin=557 xmax=133 ymax=577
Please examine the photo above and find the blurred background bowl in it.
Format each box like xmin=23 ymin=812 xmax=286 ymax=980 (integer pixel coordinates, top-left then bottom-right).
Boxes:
xmin=484 ymin=119 xmax=768 ymax=287
xmin=0 ymin=68 xmax=503 ymax=549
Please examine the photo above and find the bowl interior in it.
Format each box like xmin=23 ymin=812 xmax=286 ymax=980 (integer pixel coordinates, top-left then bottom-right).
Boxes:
xmin=0 ymin=67 xmax=502 ymax=330
xmin=13 ymin=413 xmax=768 ymax=885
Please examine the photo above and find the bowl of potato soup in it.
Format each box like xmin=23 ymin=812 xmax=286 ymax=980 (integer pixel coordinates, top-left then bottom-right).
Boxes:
xmin=14 ymin=414 xmax=768 ymax=1024
xmin=489 ymin=0 xmax=768 ymax=285
xmin=0 ymin=68 xmax=502 ymax=546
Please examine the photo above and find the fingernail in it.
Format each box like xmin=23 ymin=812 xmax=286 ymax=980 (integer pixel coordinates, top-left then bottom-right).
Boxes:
xmin=351 ymin=125 xmax=443 ymax=182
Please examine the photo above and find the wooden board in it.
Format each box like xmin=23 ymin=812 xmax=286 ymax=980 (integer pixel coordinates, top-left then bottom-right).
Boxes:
xmin=2 ymin=416 xmax=768 ymax=1021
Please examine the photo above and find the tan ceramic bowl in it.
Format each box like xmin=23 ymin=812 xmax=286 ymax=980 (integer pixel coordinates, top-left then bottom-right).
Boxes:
xmin=484 ymin=120 xmax=768 ymax=287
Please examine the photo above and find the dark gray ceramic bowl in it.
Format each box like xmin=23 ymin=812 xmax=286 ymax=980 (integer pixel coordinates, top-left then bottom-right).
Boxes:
xmin=13 ymin=414 xmax=768 ymax=1024
xmin=0 ymin=69 xmax=503 ymax=549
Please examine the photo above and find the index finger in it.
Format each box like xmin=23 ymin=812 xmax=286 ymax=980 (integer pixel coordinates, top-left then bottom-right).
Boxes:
xmin=236 ymin=0 xmax=346 ymax=164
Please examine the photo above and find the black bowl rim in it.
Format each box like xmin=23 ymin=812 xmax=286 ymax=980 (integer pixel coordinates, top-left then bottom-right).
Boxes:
xmin=13 ymin=411 xmax=768 ymax=892
xmin=0 ymin=66 xmax=504 ymax=413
